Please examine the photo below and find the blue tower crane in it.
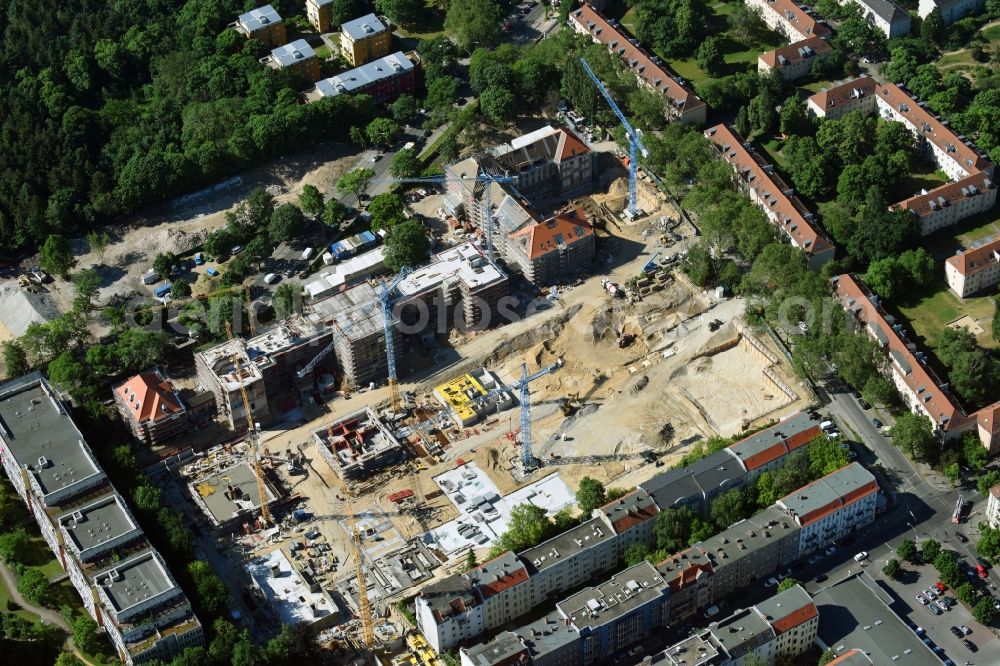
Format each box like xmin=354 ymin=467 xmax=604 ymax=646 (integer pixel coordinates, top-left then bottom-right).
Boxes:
xmin=579 ymin=57 xmax=650 ymax=218
xmin=380 ymin=266 xmax=413 ymax=413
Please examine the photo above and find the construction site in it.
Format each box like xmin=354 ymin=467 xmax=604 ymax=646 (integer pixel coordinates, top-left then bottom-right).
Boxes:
xmin=136 ymin=127 xmax=816 ymax=665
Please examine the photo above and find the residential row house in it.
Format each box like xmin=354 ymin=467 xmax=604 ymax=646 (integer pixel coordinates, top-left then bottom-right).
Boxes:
xmin=233 ymin=4 xmax=286 ymax=48
xmin=307 ymin=51 xmax=420 ymax=104
xmin=808 ymin=77 xmax=996 ymax=235
xmin=944 ymin=235 xmax=1000 ymax=298
xmin=744 ymin=0 xmax=831 ymax=42
xmin=705 ymin=124 xmax=836 ymax=269
xmin=918 ymin=0 xmax=985 ymax=24
xmin=113 ymin=368 xmax=188 ymax=446
xmin=0 ymin=373 xmax=203 ymax=664
xmin=757 ymin=37 xmax=832 ymax=81
xmin=833 ymin=272 xmax=1000 ymax=454
xmin=839 ymin=0 xmax=911 ymax=39
xmin=569 ymin=4 xmax=707 ymax=125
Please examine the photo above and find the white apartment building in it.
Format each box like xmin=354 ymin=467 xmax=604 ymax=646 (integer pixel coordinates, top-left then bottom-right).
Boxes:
xmin=777 ymin=463 xmax=879 ymax=555
xmin=987 ymin=484 xmax=1000 ymax=528
xmin=950 ymin=237 xmax=1000 ymax=298
xmin=758 ymin=37 xmax=832 ymax=81
xmin=840 ymin=0 xmax=911 ymax=38
xmin=918 ymin=0 xmax=984 ymax=24
xmin=744 ymin=0 xmax=832 ymax=42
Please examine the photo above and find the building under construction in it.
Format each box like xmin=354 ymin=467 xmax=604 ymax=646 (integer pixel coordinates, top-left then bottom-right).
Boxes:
xmin=180 ymin=447 xmax=282 ymax=531
xmin=313 ymin=407 xmax=407 ymax=480
xmin=195 ymin=315 xmax=333 ymax=431
xmin=310 ymin=283 xmax=396 ymax=390
xmin=432 ymin=368 xmax=516 ymax=427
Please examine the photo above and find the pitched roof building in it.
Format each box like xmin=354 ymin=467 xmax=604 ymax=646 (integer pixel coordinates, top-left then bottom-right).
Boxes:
xmin=841 ymin=0 xmax=912 ymax=38
xmin=569 ymin=4 xmax=706 ymax=125
xmin=114 ymin=368 xmax=188 ymax=446
xmin=705 ymin=124 xmax=835 ymax=269
xmin=918 ymin=0 xmax=985 ymax=24
xmin=505 ymin=208 xmax=595 ymax=285
xmin=758 ymin=36 xmax=832 ymax=81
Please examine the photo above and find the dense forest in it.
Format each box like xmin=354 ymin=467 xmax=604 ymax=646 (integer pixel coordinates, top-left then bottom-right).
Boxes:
xmin=0 ymin=0 xmax=377 ymax=258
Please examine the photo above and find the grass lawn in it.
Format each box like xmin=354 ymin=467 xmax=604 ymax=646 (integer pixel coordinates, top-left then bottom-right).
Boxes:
xmin=0 ymin=571 xmax=47 ymax=627
xmin=896 ymin=281 xmax=997 ymax=350
xmin=620 ymin=6 xmax=638 ymax=31
xmin=314 ymin=43 xmax=332 ymax=59
xmin=886 ymin=163 xmax=949 ymax=203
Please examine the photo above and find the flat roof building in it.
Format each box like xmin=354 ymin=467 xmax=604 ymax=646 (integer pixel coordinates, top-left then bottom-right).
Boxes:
xmin=246 ymin=549 xmax=338 ymax=629
xmin=340 ymin=13 xmax=392 ymax=66
xmin=313 ymin=407 xmax=406 ymax=479
xmin=186 ymin=460 xmax=278 ymax=529
xmin=233 ymin=4 xmax=286 ymax=47
xmin=433 ymin=368 xmax=515 ymax=427
xmin=59 ymin=493 xmax=143 ymax=564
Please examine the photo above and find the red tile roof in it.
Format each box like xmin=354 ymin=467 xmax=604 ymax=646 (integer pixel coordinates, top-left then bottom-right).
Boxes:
xmin=557 ymin=129 xmax=590 ymax=162
xmin=826 ymin=649 xmax=873 ymax=665
xmin=477 ymin=567 xmax=530 ymax=598
xmin=807 ymin=76 xmax=878 ymax=115
xmin=834 ymin=274 xmax=964 ymax=431
xmin=877 ymin=82 xmax=990 ymax=176
xmin=116 ymin=371 xmax=183 ymax=424
xmin=570 ymin=4 xmax=705 ymax=118
xmin=946 ymin=236 xmax=1000 ymax=276
xmin=758 ymin=37 xmax=831 ymax=69
xmin=896 ymin=171 xmax=996 ymax=219
xmin=508 ymin=208 xmax=593 ymax=260
xmin=759 ymin=0 xmax=831 ymax=39
xmin=705 ymin=124 xmax=833 ymax=257
xmin=770 ymin=602 xmax=818 ymax=634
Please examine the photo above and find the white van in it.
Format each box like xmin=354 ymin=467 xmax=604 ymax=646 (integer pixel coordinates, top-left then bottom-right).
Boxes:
xmin=142 ymin=269 xmax=159 ymax=285
xmin=820 ymin=420 xmax=835 ymax=431
xmin=301 ymin=247 xmax=315 ymax=261
xmin=264 ymin=273 xmax=279 ymax=284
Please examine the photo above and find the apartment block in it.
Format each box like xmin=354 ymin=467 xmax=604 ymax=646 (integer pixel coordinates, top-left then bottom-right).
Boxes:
xmin=506 ymin=209 xmax=595 ymax=285
xmin=744 ymin=0 xmax=832 ymax=41
xmin=469 ymin=551 xmax=536 ymax=630
xmin=261 ymin=39 xmax=321 ymax=81
xmin=757 ymin=37 xmax=832 ymax=81
xmin=840 ymin=0 xmax=911 ymax=38
xmin=416 ymin=575 xmax=484 ymax=652
xmin=986 ymin=483 xmax=1000 ymax=528
xmin=569 ymin=4 xmax=706 ymax=125
xmin=919 ymin=0 xmax=984 ymax=23
xmin=113 ymin=368 xmax=188 ymax=446
xmin=308 ymin=51 xmax=419 ymax=104
xmin=195 ymin=315 xmax=332 ymax=431
xmin=233 ymin=4 xmax=286 ymax=48
xmin=340 ymin=14 xmax=392 ymax=66
xmin=833 ymin=272 xmax=1000 ymax=454
xmin=727 ymin=411 xmax=822 ymax=480
xmin=655 ymin=547 xmax=715 ymax=623
xmin=310 ymin=282 xmax=395 ymax=389
xmin=660 ymin=585 xmax=818 ymax=665
xmin=776 ymin=463 xmax=878 ymax=554
xmin=0 ymin=373 xmax=203 ymax=664
xmin=705 ymin=124 xmax=836 ymax=269
xmin=809 ymin=78 xmax=996 ymax=235
xmin=306 ymin=0 xmax=335 ymax=32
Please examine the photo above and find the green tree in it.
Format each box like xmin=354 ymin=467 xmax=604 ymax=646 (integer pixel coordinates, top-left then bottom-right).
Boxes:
xmin=171 ymin=281 xmax=192 ymax=299
xmin=933 ymin=549 xmax=960 ymax=587
xmin=153 ymin=251 xmax=178 ymax=280
xmin=86 ymin=230 xmax=111 ymax=264
xmin=366 ymin=118 xmax=401 ymax=147
xmin=188 ymin=560 xmax=230 ymax=618
xmin=0 ymin=526 xmax=31 ymax=564
xmin=897 ymin=539 xmax=918 ymax=563
xmin=16 ymin=567 xmax=50 ymax=606
xmin=465 ymin=548 xmax=477 ymax=571
xmin=748 ymin=91 xmax=778 ymax=137
xmin=956 ymin=581 xmax=977 ymax=605
xmin=390 ymin=148 xmax=421 ymax=179
xmin=391 ymin=94 xmax=419 ymax=124
xmin=890 ymin=411 xmax=936 ymax=460
xmin=3 ymin=341 xmax=30 ymax=378
xmin=576 ymin=477 xmax=608 ymax=516
xmin=445 ymin=0 xmax=504 ymax=52
xmin=734 ymin=105 xmax=751 ymax=138
xmin=493 ymin=504 xmax=558 ymax=554
xmin=993 ymin=295 xmax=1000 ymax=342
xmin=818 ymin=650 xmax=836 ymax=665
xmin=55 ymin=653 xmax=84 ymax=666
xmin=299 ymin=184 xmax=324 ymax=217
xmin=777 ymin=578 xmax=801 ymax=591
xmin=696 ymin=37 xmax=725 ymax=77
xmin=710 ymin=489 xmax=748 ymax=530
xmin=973 ymin=595 xmax=996 ymax=624
xmin=273 ymin=283 xmax=301 ymax=318
xmin=40 ymin=235 xmax=77 ymax=279
xmin=350 ymin=125 xmax=366 ymax=147
xmin=977 ymin=469 xmax=1000 ymax=496
xmin=376 ymin=0 xmax=425 ymax=25
xmin=321 ymin=199 xmax=348 ymax=229
xmin=72 ymin=615 xmax=104 ymax=655
xmin=624 ymin=543 xmax=652 ymax=566
xmin=922 ymin=539 xmax=942 ymax=563
xmin=424 ymin=75 xmax=460 ymax=111
xmin=863 ymin=375 xmax=897 ymax=408
xmin=963 ymin=433 xmax=989 ymax=472
xmin=383 ymin=220 xmax=429 ymax=272
xmin=865 ymin=257 xmax=904 ymax=300
xmin=205 ymin=296 xmax=238 ymax=337
xmin=779 ymin=95 xmax=811 ymax=136
xmin=655 ymin=505 xmax=696 ymax=552
xmin=269 ymin=203 xmax=306 ymax=244
xmin=978 ymin=526 xmax=1000 ymax=564
xmin=808 ymin=437 xmax=850 ymax=477
xmin=48 ymin=351 xmax=92 ymax=401
xmin=883 ymin=558 xmax=901 ymax=579
xmin=479 ymin=86 xmax=517 ymax=123
xmin=337 ymin=168 xmax=376 ymax=203
xmin=367 ymin=193 xmax=407 ymax=233
xmin=943 ymin=462 xmax=960 ymax=487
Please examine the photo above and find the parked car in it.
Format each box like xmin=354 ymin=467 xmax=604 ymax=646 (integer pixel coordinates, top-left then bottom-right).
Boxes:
xmin=872 ymin=417 xmax=883 ymax=428
xmin=825 ymin=545 xmax=836 ymax=556
xmin=764 ymin=577 xmax=778 ymax=587
xmin=960 ymin=625 xmax=972 ymax=635
xmin=976 ymin=557 xmax=991 ymax=570
xmin=949 ymin=626 xmax=963 ymax=637
xmin=808 ymin=554 xmax=823 ymax=565
xmin=976 ymin=564 xmax=988 ymax=578
xmin=194 ymin=252 xmax=204 ymax=265
xmin=264 ymin=273 xmax=279 ymax=285
xmin=936 ymin=600 xmax=949 ymax=612
xmin=957 ymin=532 xmax=969 ymax=543
xmin=230 ymin=245 xmax=243 ymax=255
xmin=858 ymin=398 xmax=870 ymax=409
xmin=935 ymin=582 xmax=947 ymax=593
xmin=928 ymin=604 xmax=941 ymax=615
xmin=814 ymin=573 xmax=827 ymax=583
xmin=963 ymin=639 xmax=977 ymax=652
xmin=924 ymin=588 xmax=938 ymax=599
xmin=916 ymin=594 xmax=929 ymax=605
xmin=854 ymin=551 xmax=869 ymax=562
xmin=206 ymin=267 xmax=219 ymax=277
xmin=778 ymin=568 xmax=792 ymax=580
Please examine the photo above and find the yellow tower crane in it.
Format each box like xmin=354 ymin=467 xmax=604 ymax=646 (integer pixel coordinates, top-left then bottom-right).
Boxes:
xmin=333 ymin=429 xmax=375 ymax=650
xmin=225 ymin=322 xmax=271 ymax=526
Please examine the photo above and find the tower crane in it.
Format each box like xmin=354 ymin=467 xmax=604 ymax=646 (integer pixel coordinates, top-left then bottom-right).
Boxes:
xmin=579 ymin=57 xmax=650 ymax=218
xmin=223 ymin=322 xmax=271 ymax=526
xmin=295 ymin=320 xmax=349 ymax=381
xmin=339 ymin=474 xmax=375 ymax=651
xmin=379 ymin=266 xmax=413 ymax=413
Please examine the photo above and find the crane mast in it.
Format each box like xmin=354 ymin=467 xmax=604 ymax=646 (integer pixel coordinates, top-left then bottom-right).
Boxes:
xmin=224 ymin=322 xmax=271 ymax=526
xmin=340 ymin=472 xmax=375 ymax=649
